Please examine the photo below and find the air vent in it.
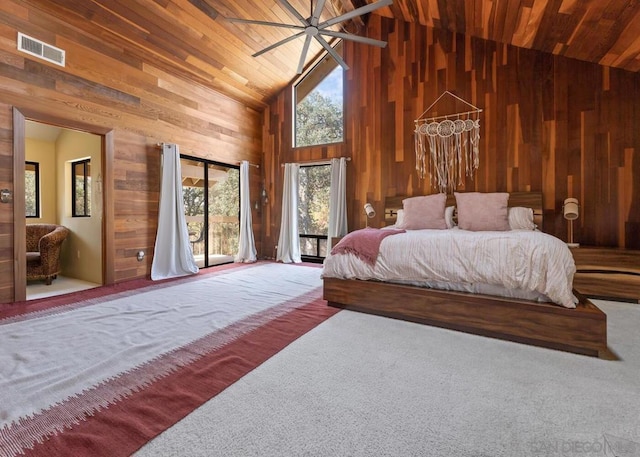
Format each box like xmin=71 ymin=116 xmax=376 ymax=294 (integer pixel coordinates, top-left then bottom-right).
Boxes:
xmin=17 ymin=32 xmax=65 ymax=67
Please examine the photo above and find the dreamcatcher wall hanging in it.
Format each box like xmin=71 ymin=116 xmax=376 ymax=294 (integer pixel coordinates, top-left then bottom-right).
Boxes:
xmin=414 ymin=91 xmax=482 ymax=193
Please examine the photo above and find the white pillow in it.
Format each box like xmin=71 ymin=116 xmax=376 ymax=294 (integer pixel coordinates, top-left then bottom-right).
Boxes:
xmin=383 ymin=209 xmax=404 ymax=229
xmin=508 ymin=207 xmax=536 ymax=230
xmin=445 ymin=206 xmax=456 ymax=229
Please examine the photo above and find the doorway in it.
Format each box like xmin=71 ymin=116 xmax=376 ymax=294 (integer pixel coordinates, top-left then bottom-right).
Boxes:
xmin=181 ymin=156 xmax=239 ymax=268
xmin=13 ymin=108 xmax=114 ymax=302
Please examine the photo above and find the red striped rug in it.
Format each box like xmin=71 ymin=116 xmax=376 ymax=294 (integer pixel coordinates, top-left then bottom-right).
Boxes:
xmin=0 ymin=262 xmax=338 ymax=457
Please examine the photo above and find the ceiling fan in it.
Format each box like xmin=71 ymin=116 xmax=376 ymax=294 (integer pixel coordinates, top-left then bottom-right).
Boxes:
xmin=225 ymin=0 xmax=392 ymax=74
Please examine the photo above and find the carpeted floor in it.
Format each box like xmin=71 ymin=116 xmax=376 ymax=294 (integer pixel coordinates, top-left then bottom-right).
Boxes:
xmin=0 ymin=262 xmax=336 ymax=457
xmin=135 ymin=299 xmax=640 ymax=457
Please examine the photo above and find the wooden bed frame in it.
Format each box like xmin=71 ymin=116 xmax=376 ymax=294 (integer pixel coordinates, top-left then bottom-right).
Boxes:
xmin=323 ymin=192 xmax=608 ymax=357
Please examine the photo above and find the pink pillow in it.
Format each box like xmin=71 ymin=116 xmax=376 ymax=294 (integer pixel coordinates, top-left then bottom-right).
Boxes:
xmin=397 ymin=194 xmax=447 ymax=230
xmin=455 ymin=192 xmax=510 ymax=231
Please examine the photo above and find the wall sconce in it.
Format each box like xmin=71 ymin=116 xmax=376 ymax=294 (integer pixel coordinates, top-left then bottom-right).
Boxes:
xmin=0 ymin=189 xmax=11 ymax=203
xmin=364 ymin=203 xmax=375 ymax=227
xmin=563 ymin=197 xmax=580 ymax=248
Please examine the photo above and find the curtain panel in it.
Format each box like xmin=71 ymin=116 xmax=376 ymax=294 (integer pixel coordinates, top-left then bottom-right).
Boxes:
xmin=151 ymin=144 xmax=199 ymax=280
xmin=276 ymin=163 xmax=301 ymax=263
xmin=327 ymin=157 xmax=348 ymax=250
xmin=235 ymin=160 xmax=257 ymax=263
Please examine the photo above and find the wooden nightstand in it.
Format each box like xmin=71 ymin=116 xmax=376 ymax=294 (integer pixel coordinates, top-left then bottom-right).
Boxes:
xmin=570 ymin=246 xmax=640 ymax=303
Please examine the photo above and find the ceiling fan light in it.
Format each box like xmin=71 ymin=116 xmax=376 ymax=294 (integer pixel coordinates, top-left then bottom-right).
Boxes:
xmin=225 ymin=0 xmax=390 ymax=74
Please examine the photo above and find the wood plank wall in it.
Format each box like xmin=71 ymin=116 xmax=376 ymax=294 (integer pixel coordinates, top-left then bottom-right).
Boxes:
xmin=0 ymin=1 xmax=262 ymax=303
xmin=262 ymin=15 xmax=640 ymax=257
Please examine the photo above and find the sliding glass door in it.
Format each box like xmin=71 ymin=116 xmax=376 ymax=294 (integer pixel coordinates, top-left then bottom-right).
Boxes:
xmin=181 ymin=156 xmax=239 ymax=268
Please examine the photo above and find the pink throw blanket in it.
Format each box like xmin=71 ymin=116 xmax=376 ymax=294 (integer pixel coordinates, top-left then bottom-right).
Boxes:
xmin=330 ymin=228 xmax=406 ymax=266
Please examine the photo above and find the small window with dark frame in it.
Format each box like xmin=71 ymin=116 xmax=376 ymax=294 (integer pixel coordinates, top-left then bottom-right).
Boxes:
xmin=25 ymin=161 xmax=40 ymax=218
xmin=72 ymin=158 xmax=91 ymax=217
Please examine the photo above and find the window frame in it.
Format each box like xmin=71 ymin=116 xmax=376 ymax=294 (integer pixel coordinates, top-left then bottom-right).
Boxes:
xmin=292 ymin=41 xmax=345 ymax=149
xmin=25 ymin=161 xmax=40 ymax=218
xmin=297 ymin=163 xmax=331 ymax=262
xmin=180 ymin=154 xmax=240 ymax=268
xmin=71 ymin=158 xmax=91 ymax=217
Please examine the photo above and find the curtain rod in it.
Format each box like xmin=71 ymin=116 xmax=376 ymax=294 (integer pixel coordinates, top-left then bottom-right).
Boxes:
xmin=281 ymin=157 xmax=351 ymax=167
xmin=156 ymin=143 xmax=259 ymax=168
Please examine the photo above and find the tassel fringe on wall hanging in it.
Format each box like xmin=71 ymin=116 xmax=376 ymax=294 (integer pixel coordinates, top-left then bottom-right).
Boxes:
xmin=414 ymin=91 xmax=482 ymax=193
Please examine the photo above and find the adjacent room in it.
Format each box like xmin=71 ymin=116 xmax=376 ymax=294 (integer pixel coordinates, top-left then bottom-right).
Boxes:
xmin=23 ymin=121 xmax=103 ymax=300
xmin=1 ymin=1 xmax=639 ymax=456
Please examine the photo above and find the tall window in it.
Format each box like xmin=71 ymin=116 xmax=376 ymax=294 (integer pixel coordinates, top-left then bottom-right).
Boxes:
xmin=294 ymin=41 xmax=344 ymax=148
xmin=298 ymin=164 xmax=331 ymax=260
xmin=25 ymin=161 xmax=40 ymax=218
xmin=72 ymin=158 xmax=91 ymax=217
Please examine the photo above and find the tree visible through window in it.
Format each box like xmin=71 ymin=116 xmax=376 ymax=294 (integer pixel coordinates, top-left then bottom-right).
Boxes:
xmin=294 ymin=42 xmax=344 ymax=147
xmin=298 ymin=164 xmax=331 ymax=259
xmin=72 ymin=159 xmax=91 ymax=217
xmin=181 ymin=157 xmax=239 ymax=268
xmin=25 ymin=161 xmax=40 ymax=218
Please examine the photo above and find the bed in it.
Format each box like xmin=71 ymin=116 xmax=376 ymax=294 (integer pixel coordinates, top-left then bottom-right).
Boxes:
xmin=322 ymin=192 xmax=608 ymax=357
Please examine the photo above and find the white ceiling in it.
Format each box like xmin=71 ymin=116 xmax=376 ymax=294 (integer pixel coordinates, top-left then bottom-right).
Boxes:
xmin=25 ymin=121 xmax=62 ymax=142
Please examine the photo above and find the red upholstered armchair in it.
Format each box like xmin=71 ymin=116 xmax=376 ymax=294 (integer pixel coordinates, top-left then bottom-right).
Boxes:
xmin=26 ymin=224 xmax=70 ymax=285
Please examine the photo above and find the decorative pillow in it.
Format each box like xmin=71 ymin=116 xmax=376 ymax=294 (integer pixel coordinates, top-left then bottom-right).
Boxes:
xmin=445 ymin=206 xmax=456 ymax=229
xmin=397 ymin=194 xmax=447 ymax=230
xmin=395 ymin=209 xmax=405 ymax=227
xmin=454 ymin=192 xmax=510 ymax=231
xmin=508 ymin=207 xmax=536 ymax=230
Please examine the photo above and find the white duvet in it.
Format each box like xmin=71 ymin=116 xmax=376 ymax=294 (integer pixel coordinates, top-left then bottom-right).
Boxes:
xmin=322 ymin=228 xmax=578 ymax=308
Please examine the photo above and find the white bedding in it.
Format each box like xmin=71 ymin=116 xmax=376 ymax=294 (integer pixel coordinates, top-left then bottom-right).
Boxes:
xmin=322 ymin=228 xmax=578 ymax=308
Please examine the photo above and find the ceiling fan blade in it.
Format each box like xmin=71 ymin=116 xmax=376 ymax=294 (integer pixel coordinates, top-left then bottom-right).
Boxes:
xmin=318 ymin=0 xmax=393 ymax=28
xmin=252 ymin=31 xmax=306 ymax=57
xmin=315 ymin=34 xmax=349 ymax=71
xmin=310 ymin=0 xmax=327 ymax=26
xmin=319 ymin=30 xmax=387 ymax=47
xmin=226 ymin=17 xmax=304 ymax=30
xmin=297 ymin=35 xmax=313 ymax=74
xmin=278 ymin=0 xmax=310 ymax=26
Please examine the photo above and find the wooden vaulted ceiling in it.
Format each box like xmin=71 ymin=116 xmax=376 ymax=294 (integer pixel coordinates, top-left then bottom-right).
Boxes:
xmin=22 ymin=0 xmax=640 ymax=109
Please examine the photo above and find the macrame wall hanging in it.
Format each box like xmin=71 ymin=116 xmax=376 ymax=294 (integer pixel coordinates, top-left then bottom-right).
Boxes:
xmin=414 ymin=91 xmax=482 ymax=193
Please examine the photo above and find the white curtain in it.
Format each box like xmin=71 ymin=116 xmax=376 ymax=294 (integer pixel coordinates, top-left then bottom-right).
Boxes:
xmin=151 ymin=144 xmax=199 ymax=280
xmin=235 ymin=160 xmax=257 ymax=263
xmin=327 ymin=157 xmax=348 ymax=250
xmin=276 ymin=163 xmax=301 ymax=263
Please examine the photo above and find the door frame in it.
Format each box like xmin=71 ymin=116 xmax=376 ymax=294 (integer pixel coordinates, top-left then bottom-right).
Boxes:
xmin=13 ymin=107 xmax=115 ymax=301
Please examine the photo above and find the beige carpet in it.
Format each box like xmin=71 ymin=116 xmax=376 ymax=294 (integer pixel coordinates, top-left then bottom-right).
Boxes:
xmin=136 ymin=299 xmax=640 ymax=457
